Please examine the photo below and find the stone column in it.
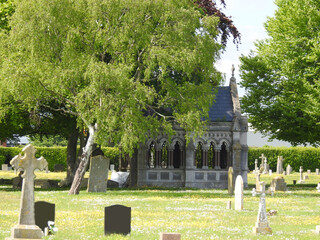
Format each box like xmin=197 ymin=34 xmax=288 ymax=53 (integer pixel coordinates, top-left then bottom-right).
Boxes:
xmin=155 ymin=149 xmax=161 ymax=168
xmin=202 ymin=147 xmax=208 ymax=169
xmin=214 ymin=148 xmax=221 ymax=170
xmin=168 ymin=147 xmax=174 ymax=169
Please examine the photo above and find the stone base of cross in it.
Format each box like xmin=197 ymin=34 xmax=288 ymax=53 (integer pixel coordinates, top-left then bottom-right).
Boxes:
xmin=6 ymin=224 xmax=43 ymax=240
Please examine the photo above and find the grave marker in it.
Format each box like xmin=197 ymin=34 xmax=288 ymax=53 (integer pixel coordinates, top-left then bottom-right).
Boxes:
xmin=252 ymin=182 xmax=272 ymax=235
xmin=307 ymin=169 xmax=311 ymax=175
xmin=228 ymin=167 xmax=234 ymax=195
xmin=7 ymin=144 xmax=48 ymax=240
xmin=160 ymin=233 xmax=181 ymax=240
xmin=87 ymin=155 xmax=110 ymax=192
xmin=35 ymin=201 xmax=55 ymax=232
xmin=298 ymin=166 xmax=305 ymax=184
xmin=269 ymin=176 xmax=287 ymax=192
xmin=286 ymin=164 xmax=292 ymax=175
xmin=234 ymin=175 xmax=243 ymax=211
xmin=105 ymin=205 xmax=131 ymax=235
xmin=316 ymin=168 xmax=319 ymax=175
xmin=276 ymin=156 xmax=284 ymax=174
xmin=2 ymin=164 xmax=8 ymax=171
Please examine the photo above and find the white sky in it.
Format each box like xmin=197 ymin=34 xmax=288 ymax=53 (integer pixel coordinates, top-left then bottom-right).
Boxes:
xmin=215 ymin=0 xmax=278 ymax=96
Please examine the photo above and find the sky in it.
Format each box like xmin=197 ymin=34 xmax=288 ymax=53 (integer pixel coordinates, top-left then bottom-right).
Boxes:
xmin=215 ymin=0 xmax=278 ymax=97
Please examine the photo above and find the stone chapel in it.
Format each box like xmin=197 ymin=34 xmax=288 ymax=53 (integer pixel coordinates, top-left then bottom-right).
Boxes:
xmin=135 ymin=70 xmax=248 ymax=189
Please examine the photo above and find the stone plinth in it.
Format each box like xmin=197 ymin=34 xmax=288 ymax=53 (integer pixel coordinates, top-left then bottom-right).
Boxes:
xmin=7 ymin=224 xmax=43 ymax=240
xmin=253 ymin=222 xmax=272 ymax=235
xmin=160 ymin=233 xmax=181 ymax=240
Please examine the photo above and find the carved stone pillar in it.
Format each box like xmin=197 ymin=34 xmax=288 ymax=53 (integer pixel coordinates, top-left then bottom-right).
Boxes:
xmin=202 ymin=147 xmax=208 ymax=169
xmin=168 ymin=147 xmax=174 ymax=169
xmin=214 ymin=148 xmax=221 ymax=169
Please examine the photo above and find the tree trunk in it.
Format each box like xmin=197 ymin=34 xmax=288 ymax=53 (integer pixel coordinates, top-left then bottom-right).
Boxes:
xmin=60 ymin=122 xmax=79 ymax=187
xmin=68 ymin=124 xmax=97 ymax=195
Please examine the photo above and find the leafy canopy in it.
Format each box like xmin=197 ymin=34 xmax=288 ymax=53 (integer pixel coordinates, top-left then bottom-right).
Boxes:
xmin=0 ymin=0 xmax=223 ymax=152
xmin=240 ymin=0 xmax=320 ymax=146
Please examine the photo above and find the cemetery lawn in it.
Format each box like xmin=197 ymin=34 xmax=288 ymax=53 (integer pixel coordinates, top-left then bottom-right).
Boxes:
xmin=0 ymin=172 xmax=319 ymax=239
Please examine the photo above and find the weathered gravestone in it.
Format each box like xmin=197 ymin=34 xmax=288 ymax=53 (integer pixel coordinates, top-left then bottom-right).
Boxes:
xmin=105 ymin=205 xmax=131 ymax=235
xmin=160 ymin=233 xmax=181 ymax=240
xmin=2 ymin=164 xmax=8 ymax=171
xmin=234 ymin=175 xmax=243 ymax=211
xmin=276 ymin=156 xmax=284 ymax=174
xmin=228 ymin=166 xmax=234 ymax=195
xmin=35 ymin=201 xmax=55 ymax=233
xmin=252 ymin=181 xmax=272 ymax=235
xmin=110 ymin=164 xmax=115 ymax=171
xmin=269 ymin=176 xmax=287 ymax=192
xmin=7 ymin=144 xmax=48 ymax=240
xmin=307 ymin=169 xmax=311 ymax=175
xmin=286 ymin=164 xmax=292 ymax=175
xmin=316 ymin=168 xmax=319 ymax=175
xmin=87 ymin=155 xmax=110 ymax=192
xmin=255 ymin=170 xmax=261 ymax=192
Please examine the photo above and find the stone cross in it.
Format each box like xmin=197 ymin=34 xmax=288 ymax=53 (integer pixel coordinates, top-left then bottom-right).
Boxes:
xmin=252 ymin=181 xmax=272 ymax=235
xmin=259 ymin=154 xmax=266 ymax=168
xmin=7 ymin=144 xmax=48 ymax=240
xmin=298 ymin=166 xmax=305 ymax=184
xmin=276 ymin=156 xmax=284 ymax=174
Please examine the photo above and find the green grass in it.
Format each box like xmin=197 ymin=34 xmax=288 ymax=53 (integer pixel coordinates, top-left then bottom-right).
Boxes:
xmin=0 ymin=171 xmax=320 ymax=239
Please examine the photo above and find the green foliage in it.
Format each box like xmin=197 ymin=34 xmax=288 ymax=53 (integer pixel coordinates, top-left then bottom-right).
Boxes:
xmin=0 ymin=146 xmax=120 ymax=171
xmin=0 ymin=0 xmax=223 ymax=154
xmin=248 ymin=146 xmax=320 ymax=172
xmin=240 ymin=0 xmax=320 ymax=146
xmin=28 ymin=135 xmax=68 ymax=147
xmin=0 ymin=0 xmax=14 ymax=31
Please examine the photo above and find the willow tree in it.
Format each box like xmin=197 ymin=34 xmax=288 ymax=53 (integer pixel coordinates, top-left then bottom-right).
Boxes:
xmin=1 ymin=0 xmax=225 ymax=194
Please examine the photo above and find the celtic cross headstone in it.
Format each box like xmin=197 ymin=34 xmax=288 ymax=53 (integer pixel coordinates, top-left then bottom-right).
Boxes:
xmin=7 ymin=144 xmax=48 ymax=240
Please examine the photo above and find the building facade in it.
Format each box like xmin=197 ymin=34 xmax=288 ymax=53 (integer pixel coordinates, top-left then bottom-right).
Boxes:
xmin=136 ymin=73 xmax=248 ymax=188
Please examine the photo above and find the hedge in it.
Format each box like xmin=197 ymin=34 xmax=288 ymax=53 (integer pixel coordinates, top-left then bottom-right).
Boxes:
xmin=2 ymin=146 xmax=320 ymax=172
xmin=248 ymin=146 xmax=320 ymax=172
xmin=0 ymin=146 xmax=120 ymax=171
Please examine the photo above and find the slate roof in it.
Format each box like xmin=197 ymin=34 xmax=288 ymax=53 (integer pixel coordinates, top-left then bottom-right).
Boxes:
xmin=208 ymin=86 xmax=234 ymax=122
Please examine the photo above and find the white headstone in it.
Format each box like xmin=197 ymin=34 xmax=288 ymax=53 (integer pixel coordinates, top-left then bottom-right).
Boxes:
xmin=276 ymin=156 xmax=284 ymax=174
xmin=316 ymin=183 xmax=320 ymax=193
xmin=234 ymin=175 xmax=244 ymax=211
xmin=7 ymin=144 xmax=48 ymax=240
xmin=316 ymin=168 xmax=319 ymax=175
xmin=111 ymin=171 xmax=129 ymax=188
xmin=269 ymin=170 xmax=272 ymax=176
xmin=307 ymin=169 xmax=311 ymax=175
xmin=286 ymin=164 xmax=292 ymax=175
xmin=110 ymin=164 xmax=115 ymax=171
xmin=316 ymin=225 xmax=320 ymax=234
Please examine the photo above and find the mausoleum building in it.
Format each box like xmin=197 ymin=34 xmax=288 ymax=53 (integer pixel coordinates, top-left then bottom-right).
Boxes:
xmin=136 ymin=71 xmax=248 ymax=188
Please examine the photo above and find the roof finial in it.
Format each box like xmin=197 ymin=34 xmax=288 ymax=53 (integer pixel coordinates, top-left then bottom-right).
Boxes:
xmin=231 ymin=64 xmax=235 ymax=77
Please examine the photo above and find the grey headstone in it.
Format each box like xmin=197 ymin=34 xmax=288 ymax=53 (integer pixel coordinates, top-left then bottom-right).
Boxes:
xmin=35 ymin=201 xmax=55 ymax=232
xmin=104 ymin=205 xmax=131 ymax=235
xmin=87 ymin=155 xmax=110 ymax=192
xmin=2 ymin=164 xmax=8 ymax=171
xmin=110 ymin=164 xmax=115 ymax=171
